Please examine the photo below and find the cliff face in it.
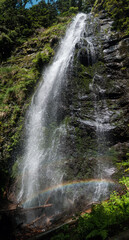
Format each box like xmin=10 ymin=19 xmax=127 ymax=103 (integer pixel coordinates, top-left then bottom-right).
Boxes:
xmin=61 ymin=12 xmax=129 ymax=182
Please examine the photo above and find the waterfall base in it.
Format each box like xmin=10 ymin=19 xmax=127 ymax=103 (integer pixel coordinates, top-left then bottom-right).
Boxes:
xmin=0 ymin=183 xmax=121 ymax=240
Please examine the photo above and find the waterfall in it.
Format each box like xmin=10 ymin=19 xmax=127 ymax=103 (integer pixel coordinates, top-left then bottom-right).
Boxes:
xmin=90 ymin=78 xmax=116 ymax=201
xmin=77 ymin=13 xmax=116 ymax=203
xmin=14 ymin=14 xmax=118 ymax=227
xmin=17 ymin=13 xmax=87 ymax=208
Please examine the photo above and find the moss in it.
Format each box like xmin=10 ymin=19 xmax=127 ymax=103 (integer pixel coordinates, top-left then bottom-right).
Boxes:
xmin=11 ymin=160 xmax=19 ymax=179
xmin=93 ymin=0 xmax=129 ymax=35
xmin=33 ymin=45 xmax=54 ymax=70
xmin=63 ymin=116 xmax=71 ymax=127
xmin=77 ymin=64 xmax=93 ymax=93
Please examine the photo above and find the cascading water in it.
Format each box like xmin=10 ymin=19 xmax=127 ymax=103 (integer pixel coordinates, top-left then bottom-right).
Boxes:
xmin=76 ymin=13 xmax=116 ymax=203
xmin=17 ymin=13 xmax=87 ymax=208
xmin=14 ymin=13 xmax=118 ymax=229
xmin=90 ymin=78 xmax=116 ymax=201
xmin=85 ymin=14 xmax=116 ymax=201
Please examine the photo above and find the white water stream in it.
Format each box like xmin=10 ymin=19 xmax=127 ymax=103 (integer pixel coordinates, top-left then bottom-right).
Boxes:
xmin=16 ymin=13 xmax=117 ymax=218
xmin=81 ymin=14 xmax=116 ymax=202
xmin=17 ymin=13 xmax=87 ymax=207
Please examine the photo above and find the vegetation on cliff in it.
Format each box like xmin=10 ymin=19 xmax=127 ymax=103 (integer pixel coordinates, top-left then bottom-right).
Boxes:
xmin=93 ymin=0 xmax=129 ymax=34
xmin=0 ymin=0 xmax=129 ymax=239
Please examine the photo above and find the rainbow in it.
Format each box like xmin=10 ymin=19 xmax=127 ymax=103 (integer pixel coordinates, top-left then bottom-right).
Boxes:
xmin=21 ymin=178 xmax=116 ymax=207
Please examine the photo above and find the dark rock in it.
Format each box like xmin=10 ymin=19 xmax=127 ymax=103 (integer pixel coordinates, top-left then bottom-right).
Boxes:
xmin=109 ymin=230 xmax=129 ymax=240
xmin=78 ymin=47 xmax=89 ymax=66
xmin=93 ymin=74 xmax=104 ymax=85
xmin=103 ymin=44 xmax=119 ymax=54
xmin=113 ymin=142 xmax=129 ymax=160
xmin=64 ymin=13 xmax=129 ymax=185
xmin=108 ymin=85 xmax=125 ymax=99
xmin=50 ymin=36 xmax=59 ymax=47
xmin=75 ymin=43 xmax=81 ymax=49
xmin=106 ymin=62 xmax=122 ymax=69
xmin=84 ymin=71 xmax=92 ymax=78
xmin=0 ymin=211 xmax=16 ymax=240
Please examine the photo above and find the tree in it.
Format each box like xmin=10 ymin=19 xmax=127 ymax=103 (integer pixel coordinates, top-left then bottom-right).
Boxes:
xmin=70 ymin=0 xmax=76 ymax=7
xmin=56 ymin=0 xmax=70 ymax=13
xmin=78 ymin=0 xmax=82 ymax=10
xmin=93 ymin=0 xmax=129 ymax=34
xmin=17 ymin=0 xmax=33 ymax=8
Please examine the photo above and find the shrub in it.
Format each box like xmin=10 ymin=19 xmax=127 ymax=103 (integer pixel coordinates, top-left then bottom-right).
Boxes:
xmin=0 ymin=33 xmax=13 ymax=61
xmin=69 ymin=7 xmax=79 ymax=14
xmin=33 ymin=46 xmax=54 ymax=71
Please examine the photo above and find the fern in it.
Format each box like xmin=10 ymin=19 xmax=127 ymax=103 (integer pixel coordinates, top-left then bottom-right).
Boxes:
xmin=87 ymin=229 xmax=107 ymax=240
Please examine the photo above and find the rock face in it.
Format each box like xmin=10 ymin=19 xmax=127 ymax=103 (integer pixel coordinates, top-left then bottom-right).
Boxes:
xmin=61 ymin=13 xmax=129 ymax=182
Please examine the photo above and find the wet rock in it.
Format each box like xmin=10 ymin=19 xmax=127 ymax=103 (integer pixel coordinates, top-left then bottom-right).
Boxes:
xmin=75 ymin=42 xmax=81 ymax=49
xmin=103 ymin=44 xmax=119 ymax=54
xmin=78 ymin=47 xmax=89 ymax=66
xmin=64 ymin=12 xmax=129 ymax=185
xmin=50 ymin=36 xmax=59 ymax=47
xmin=108 ymin=85 xmax=125 ymax=99
xmin=113 ymin=142 xmax=129 ymax=161
xmin=84 ymin=71 xmax=92 ymax=78
xmin=93 ymin=74 xmax=104 ymax=86
xmin=99 ymin=11 xmax=108 ymax=19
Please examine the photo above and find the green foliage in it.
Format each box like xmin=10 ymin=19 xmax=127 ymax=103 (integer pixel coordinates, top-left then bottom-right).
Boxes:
xmin=93 ymin=0 xmax=129 ymax=34
xmin=0 ymin=33 xmax=13 ymax=60
xmin=69 ymin=6 xmax=78 ymax=13
xmin=0 ymin=64 xmax=38 ymax=198
xmin=0 ymin=0 xmax=93 ymax=62
xmin=51 ymin=225 xmax=71 ymax=240
xmin=51 ymin=233 xmax=70 ymax=240
xmin=56 ymin=0 xmax=95 ymax=14
xmin=33 ymin=46 xmax=54 ymax=70
xmin=82 ymin=0 xmax=95 ymax=12
xmin=117 ymin=153 xmax=129 ymax=174
xmin=56 ymin=0 xmax=70 ymax=13
xmin=120 ymin=176 xmax=129 ymax=188
xmin=0 ymin=0 xmax=58 ymax=62
xmin=76 ymin=185 xmax=129 ymax=239
xmin=50 ymin=178 xmax=129 ymax=240
xmin=62 ymin=7 xmax=78 ymax=17
xmin=11 ymin=161 xmax=18 ymax=178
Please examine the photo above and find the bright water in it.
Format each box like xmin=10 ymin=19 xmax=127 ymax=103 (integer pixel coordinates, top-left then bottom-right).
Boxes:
xmin=16 ymin=13 xmax=116 ymax=219
xmin=81 ymin=14 xmax=116 ymax=202
xmin=17 ymin=13 xmax=87 ymax=207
